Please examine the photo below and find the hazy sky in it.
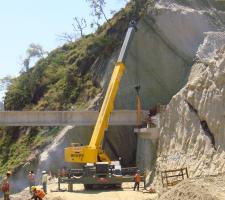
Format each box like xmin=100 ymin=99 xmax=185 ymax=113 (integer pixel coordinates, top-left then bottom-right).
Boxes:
xmin=0 ymin=0 xmax=127 ymax=100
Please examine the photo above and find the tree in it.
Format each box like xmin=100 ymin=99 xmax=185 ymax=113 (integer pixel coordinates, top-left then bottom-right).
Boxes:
xmin=72 ymin=17 xmax=87 ymax=38
xmin=26 ymin=43 xmax=45 ymax=58
xmin=86 ymin=0 xmax=112 ymax=27
xmin=57 ymin=32 xmax=76 ymax=43
xmin=90 ymin=19 xmax=101 ymax=31
xmin=0 ymin=76 xmax=13 ymax=91
xmin=21 ymin=43 xmax=47 ymax=72
xmin=57 ymin=17 xmax=87 ymax=42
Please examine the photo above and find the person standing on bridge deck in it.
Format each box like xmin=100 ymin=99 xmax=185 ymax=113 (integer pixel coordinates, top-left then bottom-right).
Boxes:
xmin=133 ymin=170 xmax=141 ymax=191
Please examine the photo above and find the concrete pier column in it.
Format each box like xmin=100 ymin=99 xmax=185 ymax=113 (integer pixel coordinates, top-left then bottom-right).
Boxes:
xmin=68 ymin=183 xmax=73 ymax=192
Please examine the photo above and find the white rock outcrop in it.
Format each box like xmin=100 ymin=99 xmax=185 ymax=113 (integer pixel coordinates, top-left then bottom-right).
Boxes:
xmin=155 ymin=35 xmax=225 ymax=183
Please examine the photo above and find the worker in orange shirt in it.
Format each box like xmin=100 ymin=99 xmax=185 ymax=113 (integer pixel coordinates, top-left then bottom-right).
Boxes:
xmin=29 ymin=186 xmax=46 ymax=200
xmin=133 ymin=170 xmax=141 ymax=191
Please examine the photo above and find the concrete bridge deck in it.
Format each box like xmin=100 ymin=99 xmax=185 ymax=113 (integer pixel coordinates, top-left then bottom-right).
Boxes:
xmin=0 ymin=110 xmax=146 ymax=126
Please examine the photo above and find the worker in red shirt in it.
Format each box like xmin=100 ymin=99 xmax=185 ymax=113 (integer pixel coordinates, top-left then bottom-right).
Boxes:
xmin=133 ymin=170 xmax=141 ymax=191
xmin=1 ymin=171 xmax=11 ymax=200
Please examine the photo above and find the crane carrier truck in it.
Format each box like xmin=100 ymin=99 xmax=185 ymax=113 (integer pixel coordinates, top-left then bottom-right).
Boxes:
xmin=59 ymin=21 xmax=145 ymax=190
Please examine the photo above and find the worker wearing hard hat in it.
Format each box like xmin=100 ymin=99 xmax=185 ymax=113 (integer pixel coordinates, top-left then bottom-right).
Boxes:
xmin=28 ymin=170 xmax=35 ymax=193
xmin=29 ymin=186 xmax=45 ymax=200
xmin=41 ymin=171 xmax=48 ymax=194
xmin=133 ymin=170 xmax=141 ymax=191
xmin=1 ymin=171 xmax=11 ymax=200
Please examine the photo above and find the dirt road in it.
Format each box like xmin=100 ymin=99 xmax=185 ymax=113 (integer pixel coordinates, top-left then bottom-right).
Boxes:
xmin=8 ymin=182 xmax=158 ymax=200
xmin=7 ymin=174 xmax=225 ymax=200
xmin=48 ymin=183 xmax=158 ymax=200
xmin=159 ymin=175 xmax=225 ymax=200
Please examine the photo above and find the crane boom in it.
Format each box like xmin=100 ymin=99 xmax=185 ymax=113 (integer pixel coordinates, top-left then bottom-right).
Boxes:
xmin=89 ymin=62 xmax=125 ymax=148
xmin=64 ymin=21 xmax=137 ymax=164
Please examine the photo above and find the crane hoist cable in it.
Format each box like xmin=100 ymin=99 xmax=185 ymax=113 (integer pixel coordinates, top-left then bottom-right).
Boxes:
xmin=133 ymin=21 xmax=141 ymax=128
xmin=134 ymin=57 xmax=141 ymax=128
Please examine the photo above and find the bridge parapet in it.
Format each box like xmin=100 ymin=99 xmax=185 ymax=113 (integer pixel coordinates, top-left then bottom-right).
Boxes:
xmin=0 ymin=110 xmax=146 ymax=126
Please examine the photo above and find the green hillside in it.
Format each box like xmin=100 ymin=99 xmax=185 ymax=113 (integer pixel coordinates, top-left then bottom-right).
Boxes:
xmin=0 ymin=0 xmax=148 ymax=174
xmin=5 ymin=2 xmax=138 ymax=111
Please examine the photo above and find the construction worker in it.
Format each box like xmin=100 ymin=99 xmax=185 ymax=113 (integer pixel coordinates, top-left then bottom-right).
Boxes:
xmin=60 ymin=167 xmax=66 ymax=177
xmin=133 ymin=170 xmax=141 ymax=191
xmin=41 ymin=171 xmax=48 ymax=194
xmin=1 ymin=171 xmax=11 ymax=200
xmin=28 ymin=170 xmax=35 ymax=193
xmin=118 ymin=156 xmax=123 ymax=166
xmin=29 ymin=186 xmax=45 ymax=200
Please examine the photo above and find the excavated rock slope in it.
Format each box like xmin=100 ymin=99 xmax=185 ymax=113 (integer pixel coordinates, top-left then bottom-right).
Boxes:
xmin=135 ymin=0 xmax=225 ymax=183
xmin=153 ymin=8 xmax=225 ymax=191
xmin=155 ymin=45 xmax=225 ymax=182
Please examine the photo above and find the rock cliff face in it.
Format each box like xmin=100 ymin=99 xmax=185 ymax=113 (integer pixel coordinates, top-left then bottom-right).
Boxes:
xmin=151 ymin=0 xmax=225 ymax=187
xmin=115 ymin=0 xmax=225 ymax=110
xmin=155 ymin=46 xmax=225 ymax=180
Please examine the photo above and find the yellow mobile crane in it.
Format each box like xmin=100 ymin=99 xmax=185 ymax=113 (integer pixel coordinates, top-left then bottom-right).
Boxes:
xmin=65 ymin=21 xmax=137 ymax=164
xmin=60 ymin=21 xmax=143 ymax=189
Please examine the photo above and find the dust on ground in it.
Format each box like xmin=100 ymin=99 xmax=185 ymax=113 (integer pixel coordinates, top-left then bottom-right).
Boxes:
xmin=8 ymin=182 xmax=158 ymax=200
xmin=7 ymin=174 xmax=225 ymax=200
xmin=158 ymin=174 xmax=225 ymax=200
